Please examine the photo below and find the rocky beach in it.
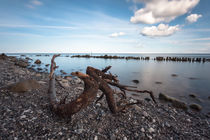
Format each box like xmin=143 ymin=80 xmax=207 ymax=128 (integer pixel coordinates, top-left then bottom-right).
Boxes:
xmin=0 ymin=54 xmax=210 ymax=140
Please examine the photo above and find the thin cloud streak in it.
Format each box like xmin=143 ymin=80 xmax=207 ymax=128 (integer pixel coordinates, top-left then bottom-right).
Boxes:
xmin=0 ymin=24 xmax=76 ymax=30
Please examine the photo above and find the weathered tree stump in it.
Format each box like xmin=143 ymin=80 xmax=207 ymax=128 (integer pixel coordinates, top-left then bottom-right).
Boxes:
xmin=48 ymin=54 xmax=156 ymax=117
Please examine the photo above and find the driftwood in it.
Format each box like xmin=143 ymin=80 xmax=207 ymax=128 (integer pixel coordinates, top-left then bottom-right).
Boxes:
xmin=48 ymin=54 xmax=156 ymax=117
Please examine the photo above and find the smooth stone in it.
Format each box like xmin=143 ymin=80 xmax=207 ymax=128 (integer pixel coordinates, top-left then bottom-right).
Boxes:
xmin=148 ymin=127 xmax=155 ymax=133
xmin=141 ymin=128 xmax=145 ymax=133
xmin=34 ymin=59 xmax=41 ymax=64
xmin=142 ymin=111 xmax=149 ymax=117
xmin=189 ymin=103 xmax=202 ymax=111
xmin=189 ymin=94 xmax=196 ymax=98
xmin=171 ymin=74 xmax=178 ymax=77
xmin=132 ymin=80 xmax=139 ymax=84
xmin=159 ymin=93 xmax=188 ymax=110
xmin=155 ymin=81 xmax=162 ymax=84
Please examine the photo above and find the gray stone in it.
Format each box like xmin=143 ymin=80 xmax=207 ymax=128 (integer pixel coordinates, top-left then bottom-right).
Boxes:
xmin=189 ymin=103 xmax=202 ymax=111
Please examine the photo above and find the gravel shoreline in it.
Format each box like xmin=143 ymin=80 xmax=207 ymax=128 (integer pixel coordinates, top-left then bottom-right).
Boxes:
xmin=0 ymin=55 xmax=210 ymax=140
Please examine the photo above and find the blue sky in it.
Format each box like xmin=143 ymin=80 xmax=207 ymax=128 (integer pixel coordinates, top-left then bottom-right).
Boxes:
xmin=0 ymin=0 xmax=210 ymax=53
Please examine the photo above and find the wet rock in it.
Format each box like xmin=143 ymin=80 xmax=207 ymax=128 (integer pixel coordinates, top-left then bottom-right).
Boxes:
xmin=0 ymin=53 xmax=8 ymax=60
xmin=189 ymin=94 xmax=196 ymax=98
xmin=171 ymin=74 xmax=178 ymax=77
xmin=189 ymin=77 xmax=198 ymax=80
xmin=8 ymin=79 xmax=40 ymax=93
xmin=189 ymin=103 xmax=202 ymax=111
xmin=25 ymin=57 xmax=32 ymax=60
xmin=159 ymin=93 xmax=188 ymax=110
xmin=45 ymin=64 xmax=50 ymax=67
xmin=155 ymin=81 xmax=162 ymax=84
xmin=132 ymin=80 xmax=139 ymax=84
xmin=208 ymin=96 xmax=210 ymax=100
xmin=34 ymin=59 xmax=41 ymax=64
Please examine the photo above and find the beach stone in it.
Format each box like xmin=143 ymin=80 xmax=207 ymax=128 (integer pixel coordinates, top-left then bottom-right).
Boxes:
xmin=148 ymin=127 xmax=155 ymax=133
xmin=34 ymin=59 xmax=41 ymax=64
xmin=189 ymin=103 xmax=202 ymax=111
xmin=171 ymin=74 xmax=178 ymax=77
xmin=8 ymin=79 xmax=40 ymax=93
xmin=58 ymin=79 xmax=70 ymax=88
xmin=141 ymin=128 xmax=145 ymax=133
xmin=45 ymin=64 xmax=50 ymax=67
xmin=159 ymin=93 xmax=188 ymax=110
xmin=189 ymin=94 xmax=196 ymax=98
xmin=155 ymin=81 xmax=162 ymax=84
xmin=94 ymin=136 xmax=98 ymax=140
xmin=143 ymin=111 xmax=149 ymax=117
xmin=25 ymin=57 xmax=32 ymax=60
xmin=132 ymin=80 xmax=139 ymax=84
xmin=0 ymin=53 xmax=8 ymax=60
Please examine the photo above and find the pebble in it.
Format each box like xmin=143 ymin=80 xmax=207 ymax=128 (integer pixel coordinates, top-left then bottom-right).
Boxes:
xmin=148 ymin=127 xmax=155 ymax=133
xmin=123 ymin=136 xmax=127 ymax=140
xmin=141 ymin=128 xmax=145 ymax=133
xmin=143 ymin=111 xmax=149 ymax=117
xmin=20 ymin=115 xmax=26 ymax=119
xmin=94 ymin=136 xmax=98 ymax=140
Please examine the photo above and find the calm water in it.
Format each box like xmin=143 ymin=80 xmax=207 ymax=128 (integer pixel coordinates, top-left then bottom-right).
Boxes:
xmin=8 ymin=53 xmax=210 ymax=113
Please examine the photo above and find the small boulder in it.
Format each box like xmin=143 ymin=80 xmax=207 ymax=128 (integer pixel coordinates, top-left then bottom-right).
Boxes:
xmin=45 ymin=64 xmax=50 ymax=67
xmin=34 ymin=59 xmax=41 ymax=64
xmin=208 ymin=96 xmax=210 ymax=100
xmin=189 ymin=103 xmax=202 ymax=111
xmin=8 ymin=79 xmax=40 ymax=93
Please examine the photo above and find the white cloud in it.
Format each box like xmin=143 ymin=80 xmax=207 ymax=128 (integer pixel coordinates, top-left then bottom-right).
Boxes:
xmin=26 ymin=0 xmax=43 ymax=9
xmin=31 ymin=0 xmax=43 ymax=6
xmin=130 ymin=0 xmax=200 ymax=24
xmin=186 ymin=14 xmax=202 ymax=23
xmin=141 ymin=24 xmax=179 ymax=37
xmin=109 ymin=32 xmax=126 ymax=38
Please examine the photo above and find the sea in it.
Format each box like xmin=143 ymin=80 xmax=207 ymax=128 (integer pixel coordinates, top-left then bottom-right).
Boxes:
xmin=7 ymin=53 xmax=210 ymax=113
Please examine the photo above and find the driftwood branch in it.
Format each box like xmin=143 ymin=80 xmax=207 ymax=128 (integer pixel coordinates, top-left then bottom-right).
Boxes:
xmin=48 ymin=55 xmax=156 ymax=117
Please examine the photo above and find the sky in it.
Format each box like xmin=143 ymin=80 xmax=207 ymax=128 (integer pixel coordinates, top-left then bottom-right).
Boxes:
xmin=0 ymin=0 xmax=210 ymax=53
